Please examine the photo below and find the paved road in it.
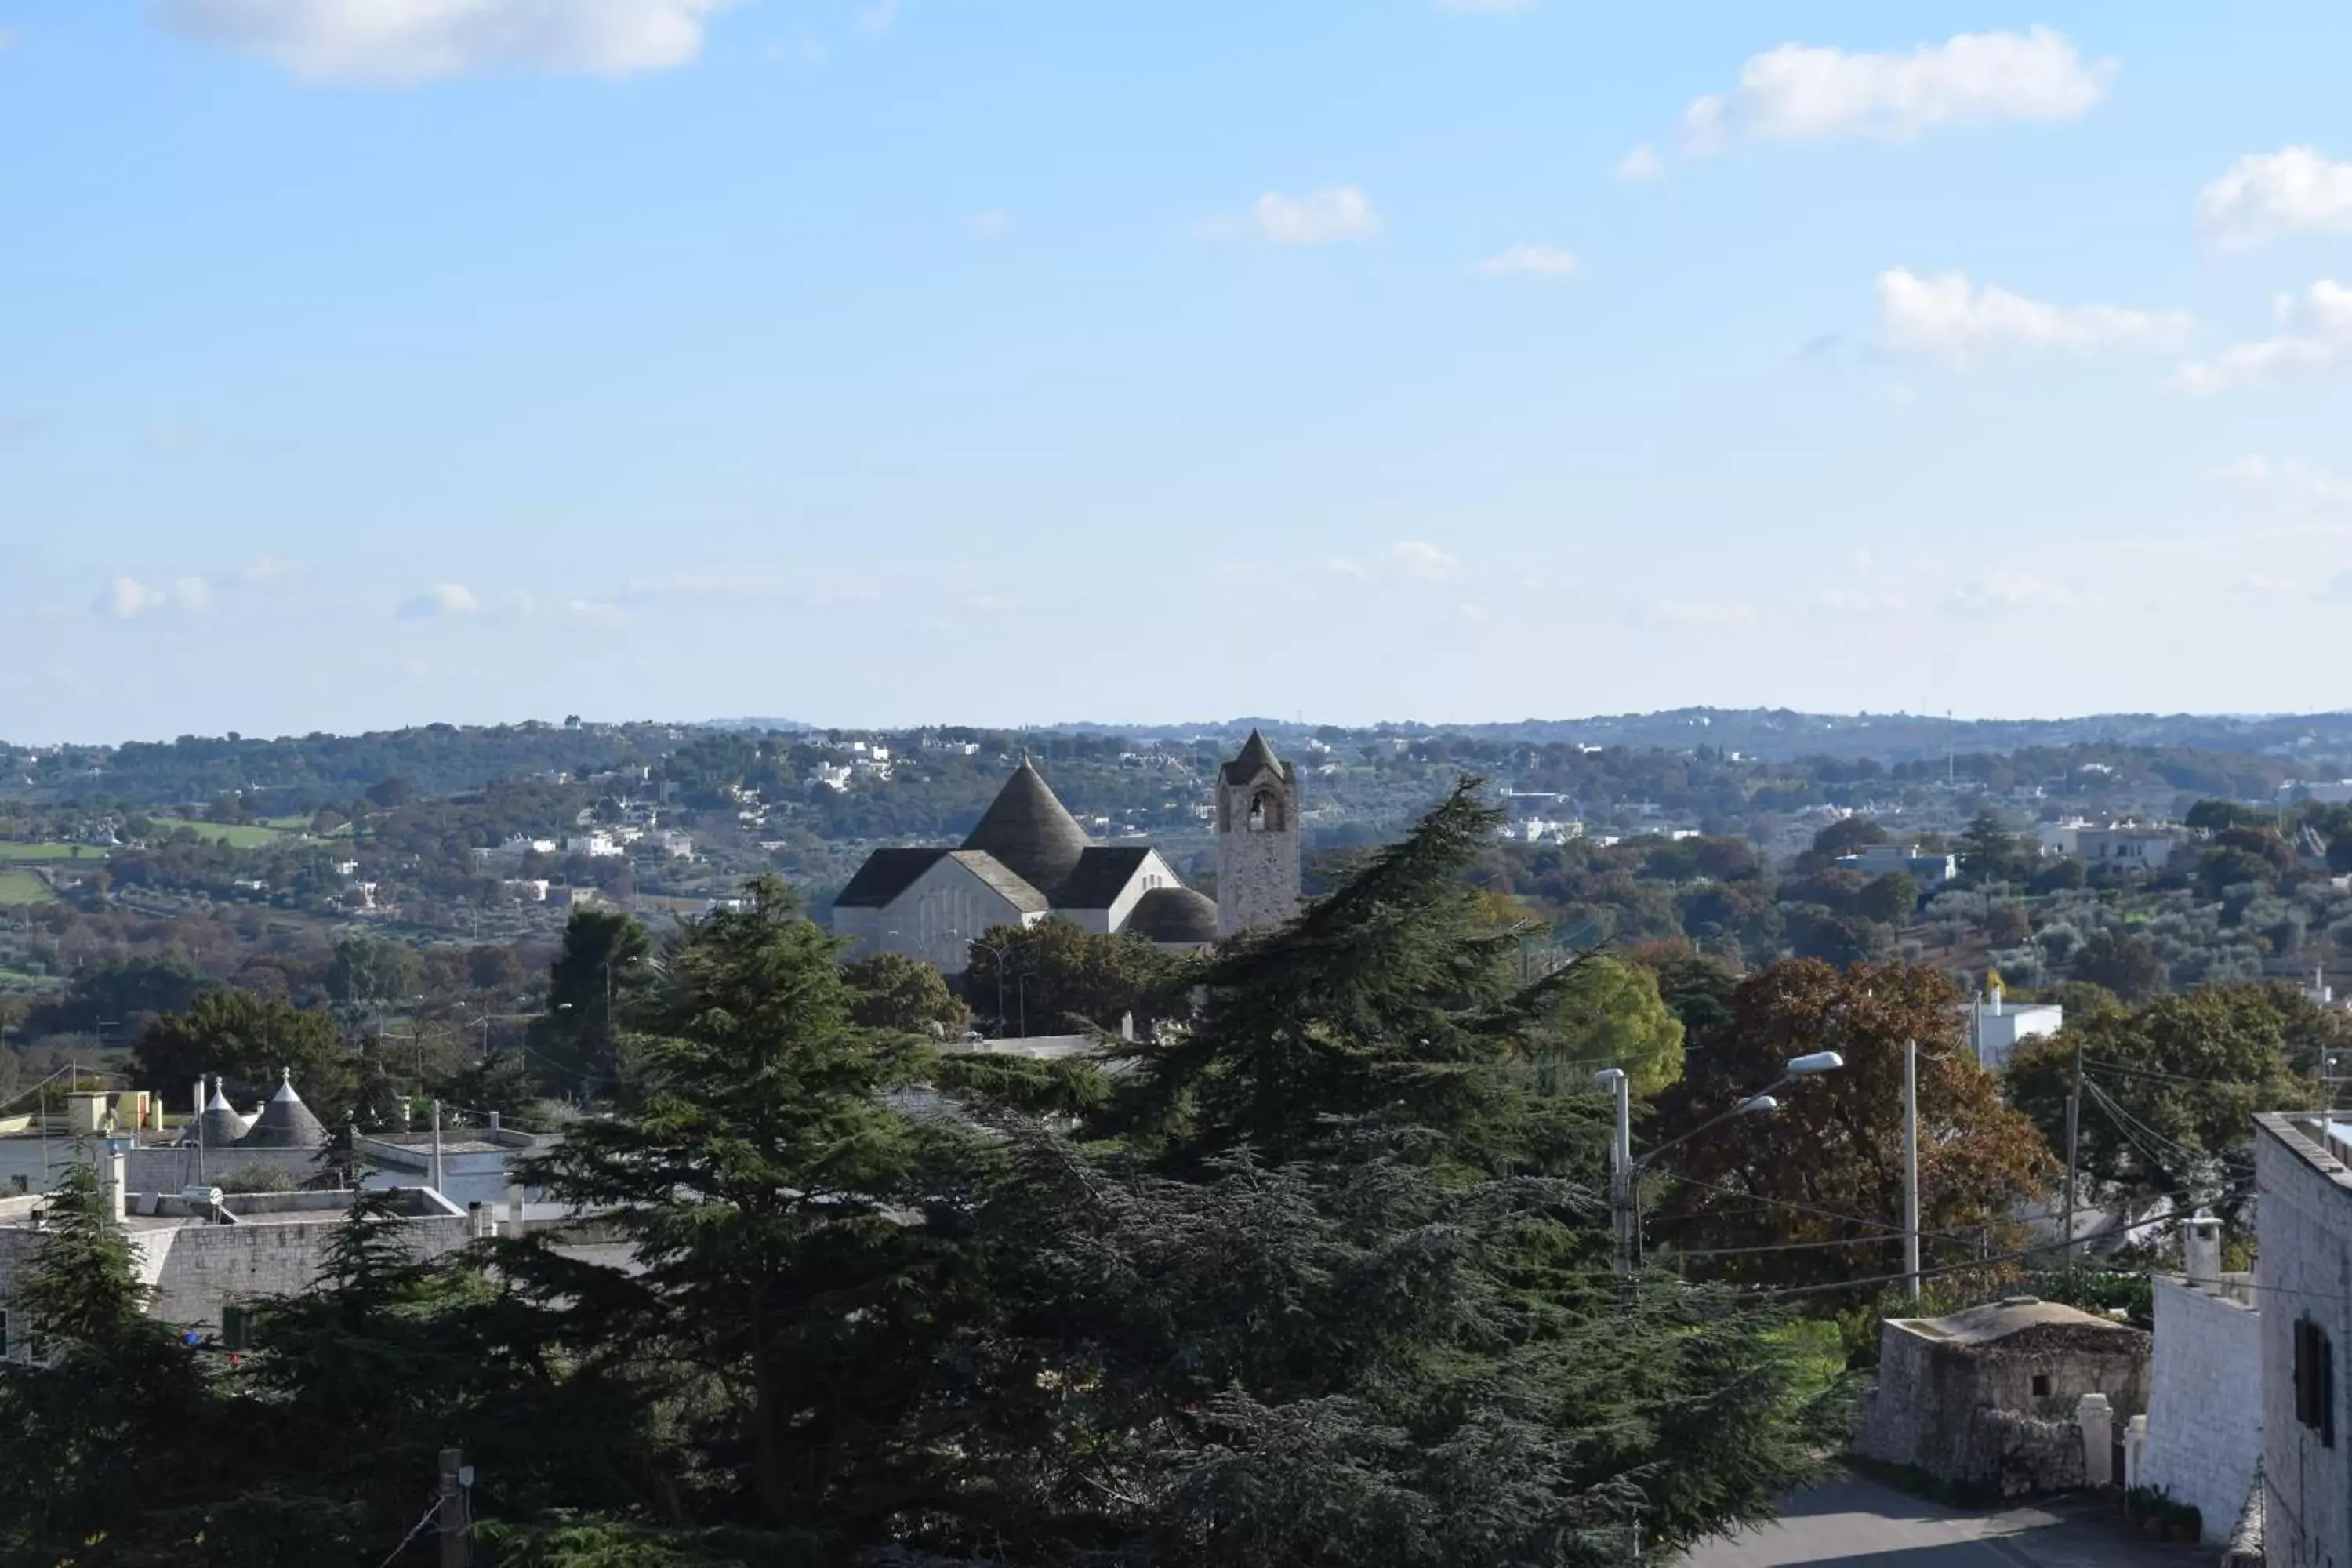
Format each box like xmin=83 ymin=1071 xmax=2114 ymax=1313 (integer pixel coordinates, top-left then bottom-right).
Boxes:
xmin=1683 ymin=1475 xmax=2208 ymax=1568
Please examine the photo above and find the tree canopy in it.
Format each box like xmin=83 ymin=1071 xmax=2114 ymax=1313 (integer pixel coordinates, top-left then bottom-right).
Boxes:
xmin=1648 ymin=959 xmax=2053 ymax=1294
xmin=2007 ymin=982 xmax=2332 ymax=1230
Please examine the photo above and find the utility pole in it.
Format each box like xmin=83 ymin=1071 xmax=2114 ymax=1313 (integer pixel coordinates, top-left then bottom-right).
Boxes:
xmin=2063 ymin=1033 xmax=2083 ymax=1267
xmin=1904 ymin=1038 xmax=1921 ymax=1302
xmin=1609 ymin=1069 xmax=1632 ymax=1275
xmin=437 ymin=1447 xmax=471 ymax=1567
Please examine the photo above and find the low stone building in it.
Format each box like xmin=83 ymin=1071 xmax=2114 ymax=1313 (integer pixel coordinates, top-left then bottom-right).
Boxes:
xmin=0 ymin=1152 xmax=471 ymax=1344
xmin=1854 ymin=1296 xmax=2151 ymax=1497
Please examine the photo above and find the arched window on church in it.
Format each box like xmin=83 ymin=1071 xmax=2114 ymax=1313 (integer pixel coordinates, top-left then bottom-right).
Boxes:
xmin=1247 ymin=791 xmax=1283 ymax=833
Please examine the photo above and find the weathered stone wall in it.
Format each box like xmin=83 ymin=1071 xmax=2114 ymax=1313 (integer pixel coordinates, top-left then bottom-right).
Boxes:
xmin=1977 ymin=1408 xmax=2086 ymax=1497
xmin=1216 ymin=771 xmax=1300 ymax=937
xmin=2143 ymin=1275 xmax=2260 ymax=1544
xmin=2256 ymin=1116 xmax=2352 ymax=1568
xmin=127 ymin=1144 xmax=325 ymax=1195
xmin=133 ymin=1217 xmax=470 ymax=1330
xmin=0 ymin=1210 xmax=471 ymax=1342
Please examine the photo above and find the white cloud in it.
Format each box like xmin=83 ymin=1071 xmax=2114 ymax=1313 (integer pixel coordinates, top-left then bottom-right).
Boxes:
xmin=1675 ymin=27 xmax=2110 ymax=156
xmin=1813 ymin=588 xmax=1911 ymax=616
xmin=1646 ymin=598 xmax=1759 ymax=629
xmin=1944 ymin=572 xmax=2077 ymax=612
xmin=1435 ymin=0 xmax=1537 ymax=16
xmin=1878 ymin=267 xmax=2192 ymax=366
xmin=156 ymin=0 xmax=733 ymax=85
xmin=855 ymin=0 xmax=898 ymax=38
xmin=96 ymin=576 xmax=213 ymax=621
xmin=397 ymin=582 xmax=482 ymax=619
xmin=1616 ymin=143 xmax=1662 ymax=182
xmin=2171 ymin=280 xmax=2352 ymax=394
xmin=2214 ymin=454 xmax=2352 ymax=509
xmin=1382 ymin=540 xmax=1459 ymax=579
xmin=1319 ymin=541 xmax=1461 ymax=582
xmin=2198 ymin=147 xmax=2352 ymax=249
xmin=967 ymin=209 xmax=1012 ymax=239
xmin=1207 ymin=187 xmax=1380 ymax=246
xmin=1472 ymin=242 xmax=1580 ymax=278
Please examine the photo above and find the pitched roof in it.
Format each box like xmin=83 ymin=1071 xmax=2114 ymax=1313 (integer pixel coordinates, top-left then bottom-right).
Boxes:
xmin=240 ymin=1069 xmax=328 ymax=1149
xmin=1221 ymin=728 xmax=1286 ymax=786
xmin=1124 ymin=886 xmax=1219 ymax=945
xmin=945 ymin=851 xmax=1051 ymax=915
xmin=960 ymin=760 xmax=1091 ymax=895
xmin=1051 ymin=846 xmax=1156 ymax=910
xmin=833 ymin=848 xmax=951 ymax=909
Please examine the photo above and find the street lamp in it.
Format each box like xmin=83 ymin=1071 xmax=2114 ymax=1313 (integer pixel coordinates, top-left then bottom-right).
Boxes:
xmin=1593 ymin=1049 xmax=1844 ymax=1275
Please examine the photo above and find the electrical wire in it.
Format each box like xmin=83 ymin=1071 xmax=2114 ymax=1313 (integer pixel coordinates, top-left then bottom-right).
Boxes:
xmin=1732 ymin=1182 xmax=2256 ymax=1303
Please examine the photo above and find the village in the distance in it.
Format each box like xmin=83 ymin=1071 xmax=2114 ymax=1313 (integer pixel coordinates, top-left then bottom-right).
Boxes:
xmin=0 ymin=706 xmax=2347 ymax=1563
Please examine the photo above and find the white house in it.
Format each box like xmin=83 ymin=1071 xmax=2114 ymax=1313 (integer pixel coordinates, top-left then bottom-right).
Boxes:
xmin=1962 ymin=986 xmax=2063 ymax=1071
xmin=564 ymin=833 xmax=622 ymax=858
xmin=1837 ymin=844 xmax=1960 ymax=884
xmin=2058 ymin=822 xmax=2180 ymax=871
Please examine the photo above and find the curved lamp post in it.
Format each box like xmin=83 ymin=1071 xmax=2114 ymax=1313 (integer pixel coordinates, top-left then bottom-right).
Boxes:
xmin=1593 ymin=1049 xmax=1844 ymax=1275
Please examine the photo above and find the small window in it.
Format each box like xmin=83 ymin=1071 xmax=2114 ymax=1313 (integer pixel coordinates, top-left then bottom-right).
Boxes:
xmin=0 ymin=1308 xmax=9 ymax=1360
xmin=2031 ymin=1373 xmax=2051 ymax=1398
xmin=2296 ymin=1318 xmax=2336 ymax=1448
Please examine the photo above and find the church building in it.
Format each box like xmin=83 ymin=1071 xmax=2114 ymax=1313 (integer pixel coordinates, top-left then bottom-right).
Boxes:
xmin=830 ymin=732 xmax=1300 ymax=973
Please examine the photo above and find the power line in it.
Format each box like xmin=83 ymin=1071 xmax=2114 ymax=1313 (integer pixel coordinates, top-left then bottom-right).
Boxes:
xmin=1731 ymin=1178 xmax=2255 ymax=1304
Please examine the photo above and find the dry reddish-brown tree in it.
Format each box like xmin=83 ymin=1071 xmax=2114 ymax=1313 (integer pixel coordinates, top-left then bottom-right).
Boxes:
xmin=1644 ymin=958 xmax=2053 ymax=1292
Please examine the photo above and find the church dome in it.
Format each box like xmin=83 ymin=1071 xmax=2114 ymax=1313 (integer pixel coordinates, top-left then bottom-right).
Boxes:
xmin=238 ymin=1069 xmax=328 ymax=1149
xmin=960 ymin=759 xmax=1092 ymax=897
xmin=1125 ymin=886 xmax=1220 ymax=946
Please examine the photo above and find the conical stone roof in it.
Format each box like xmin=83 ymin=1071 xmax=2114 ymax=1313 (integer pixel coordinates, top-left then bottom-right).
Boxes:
xmin=960 ymin=758 xmax=1091 ymax=898
xmin=238 ymin=1069 xmax=328 ymax=1149
xmin=198 ymin=1078 xmax=249 ymax=1149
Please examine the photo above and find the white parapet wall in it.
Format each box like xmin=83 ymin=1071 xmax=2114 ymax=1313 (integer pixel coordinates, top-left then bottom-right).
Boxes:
xmin=2143 ymin=1273 xmax=2262 ymax=1541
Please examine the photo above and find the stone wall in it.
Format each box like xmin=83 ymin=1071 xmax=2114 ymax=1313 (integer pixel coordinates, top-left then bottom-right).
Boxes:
xmin=2256 ymin=1115 xmax=2352 ymax=1568
xmin=1978 ymin=1408 xmax=2085 ymax=1498
xmin=1216 ymin=776 xmax=1300 ymax=938
xmin=127 ymin=1144 xmax=326 ymax=1195
xmin=134 ymin=1215 xmax=471 ymax=1330
xmin=2143 ymin=1275 xmax=2260 ymax=1544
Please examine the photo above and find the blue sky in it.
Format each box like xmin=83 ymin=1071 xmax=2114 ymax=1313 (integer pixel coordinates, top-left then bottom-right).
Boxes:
xmin=6 ymin=2 xmax=2352 ymax=742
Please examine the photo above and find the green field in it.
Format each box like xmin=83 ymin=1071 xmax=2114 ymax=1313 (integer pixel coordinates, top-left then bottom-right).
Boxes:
xmin=149 ymin=818 xmax=300 ymax=848
xmin=0 ymin=842 xmax=103 ymax=862
xmin=0 ymin=870 xmax=56 ymax=905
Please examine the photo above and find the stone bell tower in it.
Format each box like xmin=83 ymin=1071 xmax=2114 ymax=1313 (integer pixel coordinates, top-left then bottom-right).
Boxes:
xmin=1215 ymin=729 xmax=1300 ymax=937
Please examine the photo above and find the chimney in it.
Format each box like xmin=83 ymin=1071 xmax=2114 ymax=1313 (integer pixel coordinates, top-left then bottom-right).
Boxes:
xmin=1120 ymin=1011 xmax=1135 ymax=1043
xmin=1991 ymin=982 xmax=2005 ymax=1016
xmin=192 ymin=1078 xmax=204 ymax=1123
xmin=2185 ymin=1216 xmax=2223 ymax=1287
xmin=103 ymin=1146 xmax=127 ymax=1223
xmin=487 ymin=1111 xmax=501 ymax=1135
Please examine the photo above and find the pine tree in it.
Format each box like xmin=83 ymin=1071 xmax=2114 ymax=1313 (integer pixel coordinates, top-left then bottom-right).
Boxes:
xmin=915 ymin=782 xmax=1839 ymax=1566
xmin=0 ymin=1154 xmax=221 ymax=1562
xmin=518 ymin=877 xmax=974 ymax=1546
